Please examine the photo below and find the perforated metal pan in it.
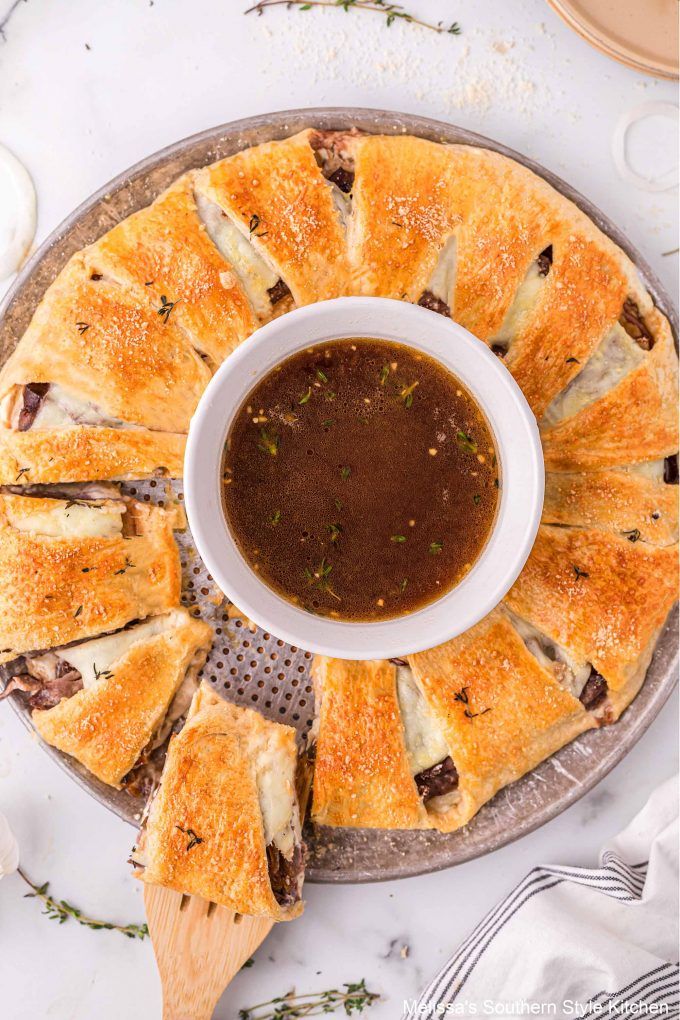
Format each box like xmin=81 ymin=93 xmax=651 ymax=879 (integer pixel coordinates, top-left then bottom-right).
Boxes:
xmin=1 ymin=109 xmax=677 ymax=882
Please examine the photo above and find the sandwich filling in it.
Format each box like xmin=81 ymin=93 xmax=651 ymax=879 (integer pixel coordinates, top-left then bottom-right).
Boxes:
xmin=506 ymin=609 xmax=610 ymax=716
xmin=394 ymin=663 xmax=460 ymax=811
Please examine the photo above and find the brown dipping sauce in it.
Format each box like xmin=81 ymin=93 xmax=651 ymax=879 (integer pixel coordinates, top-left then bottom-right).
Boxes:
xmin=222 ymin=338 xmax=499 ymax=622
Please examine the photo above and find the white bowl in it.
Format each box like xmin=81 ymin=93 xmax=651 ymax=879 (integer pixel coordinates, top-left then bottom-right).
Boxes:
xmin=185 ymin=298 xmax=543 ymax=660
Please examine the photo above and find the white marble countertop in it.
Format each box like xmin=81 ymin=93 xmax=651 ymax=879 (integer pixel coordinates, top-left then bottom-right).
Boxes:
xmin=0 ymin=2 xmax=677 ymax=1017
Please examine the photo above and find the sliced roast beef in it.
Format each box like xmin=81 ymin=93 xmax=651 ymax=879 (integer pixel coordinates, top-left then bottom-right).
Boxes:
xmin=17 ymin=383 xmax=50 ymax=432
xmin=266 ymin=840 xmax=306 ymax=907
xmin=536 ymin=245 xmax=553 ymax=277
xmin=309 ymin=129 xmax=357 ymax=183
xmin=579 ymin=669 xmax=608 ymax=711
xmin=267 ymin=278 xmax=292 ymax=306
xmin=414 ymin=755 xmax=459 ymax=802
xmin=619 ymin=298 xmax=654 ymax=350
xmin=418 ymin=291 xmax=450 ymax=317
xmin=327 ymin=167 xmax=354 ymax=194
xmin=0 ymin=654 xmax=83 ymax=710
xmin=664 ymin=454 xmax=678 ymax=485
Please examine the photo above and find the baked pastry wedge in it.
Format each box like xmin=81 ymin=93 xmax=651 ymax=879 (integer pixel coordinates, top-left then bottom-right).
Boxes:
xmin=0 ymin=609 xmax=211 ymax=788
xmin=542 ymin=468 xmax=678 ymax=547
xmin=311 ymin=610 xmax=595 ymax=833
xmin=0 ymin=489 xmax=181 ymax=663
xmin=196 ymin=130 xmax=350 ymax=311
xmin=504 ymin=524 xmax=678 ymax=721
xmin=132 ymin=683 xmax=305 ymax=920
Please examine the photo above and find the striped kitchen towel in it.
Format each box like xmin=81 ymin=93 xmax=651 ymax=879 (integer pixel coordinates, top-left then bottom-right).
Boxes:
xmin=406 ymin=777 xmax=678 ymax=1020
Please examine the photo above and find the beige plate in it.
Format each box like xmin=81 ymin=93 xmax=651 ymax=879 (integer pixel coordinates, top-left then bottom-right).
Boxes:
xmin=547 ymin=0 xmax=679 ymax=79
xmin=1 ymin=109 xmax=677 ymax=882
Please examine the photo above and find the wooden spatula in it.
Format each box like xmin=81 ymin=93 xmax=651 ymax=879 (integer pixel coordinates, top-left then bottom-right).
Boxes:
xmin=144 ymin=752 xmax=314 ymax=1020
xmin=144 ymin=885 xmax=273 ymax=1020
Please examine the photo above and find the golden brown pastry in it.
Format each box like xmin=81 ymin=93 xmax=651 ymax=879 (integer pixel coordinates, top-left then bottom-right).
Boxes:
xmin=311 ymin=657 xmax=431 ymax=830
xmin=133 ymin=683 xmax=305 ymax=920
xmin=542 ymin=468 xmax=678 ymax=547
xmin=0 ymin=426 xmax=184 ymax=486
xmin=0 ymin=491 xmax=181 ymax=664
xmin=541 ymin=309 xmax=678 ymax=471
xmin=196 ymin=129 xmax=350 ymax=310
xmin=504 ymin=524 xmax=678 ymax=719
xmin=407 ymin=607 xmax=595 ymax=831
xmin=9 ymin=609 xmax=212 ymax=787
xmin=312 ymin=610 xmax=594 ymax=833
xmin=345 ymin=133 xmax=460 ymax=303
xmin=91 ymin=173 xmax=256 ymax=369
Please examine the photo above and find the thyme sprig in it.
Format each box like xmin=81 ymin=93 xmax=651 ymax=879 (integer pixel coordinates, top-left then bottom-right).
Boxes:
xmin=245 ymin=0 xmax=461 ymax=37
xmin=18 ymin=867 xmax=149 ymax=940
xmin=238 ymin=978 xmax=380 ymax=1020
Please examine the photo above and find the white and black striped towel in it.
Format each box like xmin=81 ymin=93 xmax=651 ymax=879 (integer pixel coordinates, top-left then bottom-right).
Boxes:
xmin=407 ymin=777 xmax=679 ymax=1019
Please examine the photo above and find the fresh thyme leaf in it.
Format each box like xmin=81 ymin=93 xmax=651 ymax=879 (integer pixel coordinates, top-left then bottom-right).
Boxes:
xmin=328 ymin=522 xmax=342 ymax=543
xmin=572 ymin=564 xmax=590 ymax=580
xmin=473 ymin=494 xmax=481 ymax=505
xmin=400 ymin=578 xmax=408 ymax=591
xmin=325 ymin=390 xmax=336 ymax=401
xmin=400 ymin=381 xmax=419 ymax=407
xmin=241 ymin=957 xmax=255 ymax=969
xmin=340 ymin=466 xmax=351 ymax=480
xmin=14 ymin=467 xmax=30 ymax=481
xmin=248 ymin=213 xmax=268 ymax=237
xmin=176 ymin=825 xmax=204 ymax=851
xmin=391 ymin=534 xmax=406 ymax=543
xmin=465 ymin=706 xmax=491 ymax=719
xmin=429 ymin=540 xmax=443 ymax=555
xmin=258 ymin=428 xmax=279 ymax=456
xmin=271 ymin=509 xmax=282 ymax=525
xmin=334 ymin=497 xmax=343 ymax=511
xmin=322 ymin=418 xmax=335 ymax=428
xmin=114 ymin=556 xmax=135 ymax=576
xmin=305 ymin=557 xmax=340 ymax=601
xmin=75 ymin=321 xmax=90 ymax=335
xmin=18 ymin=868 xmax=148 ymax=940
xmin=74 ymin=605 xmax=83 ymax=618
xmin=380 ymin=364 xmax=390 ymax=385
xmin=316 ymin=368 xmax=329 ymax=383
xmin=237 ymin=977 xmax=380 ymax=1020
xmin=244 ymin=0 xmax=462 ymax=38
xmin=157 ymin=295 xmax=177 ymax=323
xmin=299 ymin=387 xmax=312 ymax=404
xmin=93 ymin=663 xmax=114 ymax=682
xmin=565 ymin=356 xmax=580 ymax=365
xmin=456 ymin=430 xmax=477 ymax=454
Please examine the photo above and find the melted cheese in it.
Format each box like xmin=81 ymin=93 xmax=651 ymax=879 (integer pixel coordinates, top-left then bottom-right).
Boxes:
xmin=6 ymin=500 xmax=124 ymax=539
xmin=506 ymin=609 xmax=591 ymax=699
xmin=253 ymin=733 xmax=299 ymax=858
xmin=494 ymin=261 xmax=544 ymax=348
xmin=195 ymin=191 xmax=279 ymax=319
xmin=628 ymin=459 xmax=666 ymax=481
xmin=396 ymin=665 xmax=450 ymax=775
xmin=11 ymin=383 xmax=135 ymax=430
xmin=543 ymin=324 xmax=645 ymax=426
xmin=427 ymin=234 xmax=457 ymax=311
xmin=62 ymin=615 xmax=171 ymax=688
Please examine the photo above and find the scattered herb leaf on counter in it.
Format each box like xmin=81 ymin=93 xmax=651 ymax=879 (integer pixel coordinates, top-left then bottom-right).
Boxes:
xmin=18 ymin=868 xmax=149 ymax=940
xmin=238 ymin=978 xmax=380 ymax=1019
xmin=245 ymin=0 xmax=461 ymax=36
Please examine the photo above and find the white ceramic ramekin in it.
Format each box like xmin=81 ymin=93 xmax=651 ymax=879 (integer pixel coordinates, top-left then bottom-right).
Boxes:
xmin=185 ymin=298 xmax=543 ymax=660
